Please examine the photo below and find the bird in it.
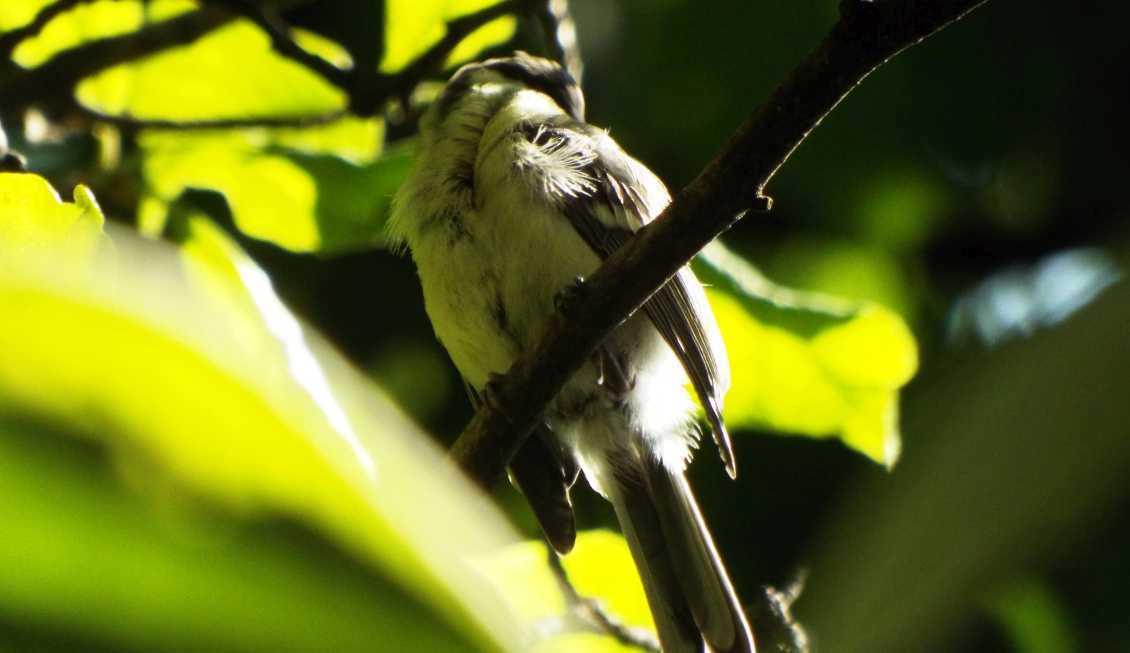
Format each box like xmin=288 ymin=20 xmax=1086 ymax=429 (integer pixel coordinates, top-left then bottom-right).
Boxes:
xmin=388 ymin=51 xmax=755 ymax=653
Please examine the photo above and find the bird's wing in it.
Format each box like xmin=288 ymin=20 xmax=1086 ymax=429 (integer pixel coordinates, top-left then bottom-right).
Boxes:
xmin=516 ymin=117 xmax=736 ymax=476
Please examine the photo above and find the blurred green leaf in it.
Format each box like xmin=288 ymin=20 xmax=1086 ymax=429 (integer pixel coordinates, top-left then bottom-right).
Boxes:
xmin=855 ymin=170 xmax=948 ymax=251
xmin=697 ymin=242 xmax=918 ymax=466
xmin=761 ymin=238 xmax=916 ymax=319
xmin=988 ymin=579 xmax=1078 ymax=653
xmin=0 ymin=417 xmax=477 ymax=653
xmin=800 ymin=277 xmax=1130 ymax=653
xmin=138 ymin=125 xmax=408 ymax=253
xmin=479 ymin=530 xmax=655 ymax=653
xmin=381 ymin=0 xmax=517 ymax=72
xmin=0 ymin=173 xmax=526 ymax=650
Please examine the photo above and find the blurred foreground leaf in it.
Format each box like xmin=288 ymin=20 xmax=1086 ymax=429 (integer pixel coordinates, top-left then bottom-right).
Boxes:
xmin=697 ymin=242 xmax=918 ymax=466
xmin=0 ymin=172 xmax=108 ymax=266
xmin=0 ymin=173 xmax=525 ymax=651
xmin=0 ymin=417 xmax=477 ymax=653
xmin=801 ymin=275 xmax=1130 ymax=652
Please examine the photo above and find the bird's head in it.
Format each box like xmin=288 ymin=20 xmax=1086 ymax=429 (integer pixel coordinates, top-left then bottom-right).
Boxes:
xmin=432 ymin=51 xmax=585 ymax=124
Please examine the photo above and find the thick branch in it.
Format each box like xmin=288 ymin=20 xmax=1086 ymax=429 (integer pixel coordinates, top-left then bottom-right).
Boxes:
xmin=450 ymin=0 xmax=990 ymax=485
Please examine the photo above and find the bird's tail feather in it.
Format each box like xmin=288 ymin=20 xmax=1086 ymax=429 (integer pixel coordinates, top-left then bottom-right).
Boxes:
xmin=603 ymin=447 xmax=755 ymax=653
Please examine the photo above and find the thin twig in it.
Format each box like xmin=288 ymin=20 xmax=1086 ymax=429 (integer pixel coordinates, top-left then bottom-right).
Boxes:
xmin=0 ymin=0 xmax=92 ymax=59
xmin=78 ymin=105 xmax=347 ymax=131
xmin=544 ymin=543 xmax=661 ymax=652
xmin=449 ymin=0 xmax=991 ymax=486
xmin=533 ymin=0 xmax=583 ymax=84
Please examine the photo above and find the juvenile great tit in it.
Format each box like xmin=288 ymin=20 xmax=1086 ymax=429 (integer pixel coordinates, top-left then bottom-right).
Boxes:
xmin=388 ymin=52 xmax=755 ymax=653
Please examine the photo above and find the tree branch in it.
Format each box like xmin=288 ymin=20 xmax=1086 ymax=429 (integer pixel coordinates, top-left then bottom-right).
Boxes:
xmin=449 ymin=0 xmax=991 ymax=485
xmin=77 ymin=105 xmax=347 ymax=131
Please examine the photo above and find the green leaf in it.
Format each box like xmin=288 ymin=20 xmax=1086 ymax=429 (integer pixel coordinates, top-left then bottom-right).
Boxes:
xmin=138 ymin=124 xmax=407 ymax=253
xmin=77 ymin=17 xmax=346 ymax=120
xmin=0 ymin=174 xmax=525 ymax=650
xmin=9 ymin=0 xmax=195 ymax=68
xmin=7 ymin=0 xmax=349 ymax=120
xmin=696 ymin=242 xmax=918 ymax=466
xmin=0 ymin=0 xmax=54 ymax=31
xmin=0 ymin=417 xmax=479 ymax=653
xmin=988 ymin=580 xmax=1078 ymax=653
xmin=479 ymin=530 xmax=655 ymax=653
xmin=382 ymin=0 xmax=517 ymax=72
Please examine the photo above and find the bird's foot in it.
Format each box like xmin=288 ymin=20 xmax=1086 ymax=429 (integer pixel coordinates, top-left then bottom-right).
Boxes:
xmin=554 ymin=275 xmax=587 ymax=313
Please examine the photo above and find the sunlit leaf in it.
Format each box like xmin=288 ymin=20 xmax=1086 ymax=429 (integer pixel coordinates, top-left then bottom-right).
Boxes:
xmin=696 ymin=242 xmax=918 ymax=466
xmin=0 ymin=0 xmax=54 ymax=31
xmin=7 ymin=0 xmax=353 ymax=122
xmin=382 ymin=0 xmax=517 ymax=72
xmin=77 ymin=18 xmax=346 ymax=121
xmin=138 ymin=125 xmax=407 ymax=253
xmin=479 ymin=530 xmax=655 ymax=653
xmin=10 ymin=0 xmax=194 ymax=67
xmin=0 ymin=174 xmax=525 ymax=650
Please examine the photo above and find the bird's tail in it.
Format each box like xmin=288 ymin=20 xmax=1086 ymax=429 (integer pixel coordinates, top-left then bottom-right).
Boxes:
xmin=602 ymin=445 xmax=755 ymax=653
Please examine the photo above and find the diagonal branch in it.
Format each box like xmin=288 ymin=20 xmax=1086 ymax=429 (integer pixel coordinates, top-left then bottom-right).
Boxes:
xmin=449 ymin=0 xmax=991 ymax=485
